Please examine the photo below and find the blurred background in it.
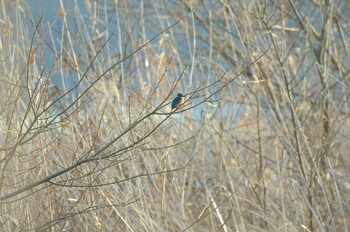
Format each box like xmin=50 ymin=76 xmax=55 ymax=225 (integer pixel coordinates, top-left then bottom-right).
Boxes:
xmin=1 ymin=0 xmax=349 ymax=231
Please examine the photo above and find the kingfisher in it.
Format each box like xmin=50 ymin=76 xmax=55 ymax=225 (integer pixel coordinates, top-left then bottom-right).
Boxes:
xmin=171 ymin=93 xmax=185 ymax=110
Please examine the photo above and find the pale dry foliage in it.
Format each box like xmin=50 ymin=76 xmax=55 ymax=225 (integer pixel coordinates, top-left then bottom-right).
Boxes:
xmin=0 ymin=0 xmax=349 ymax=231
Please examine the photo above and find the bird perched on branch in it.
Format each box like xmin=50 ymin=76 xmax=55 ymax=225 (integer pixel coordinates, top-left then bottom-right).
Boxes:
xmin=171 ymin=93 xmax=185 ymax=110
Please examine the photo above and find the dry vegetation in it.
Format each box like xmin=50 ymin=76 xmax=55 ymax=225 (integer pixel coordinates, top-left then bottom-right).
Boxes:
xmin=1 ymin=0 xmax=349 ymax=231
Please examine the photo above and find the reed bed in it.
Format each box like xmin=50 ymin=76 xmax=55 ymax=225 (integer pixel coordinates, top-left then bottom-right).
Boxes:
xmin=0 ymin=0 xmax=349 ymax=231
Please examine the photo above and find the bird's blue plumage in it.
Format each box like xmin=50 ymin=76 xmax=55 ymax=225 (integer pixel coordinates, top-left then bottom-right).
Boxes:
xmin=171 ymin=93 xmax=184 ymax=110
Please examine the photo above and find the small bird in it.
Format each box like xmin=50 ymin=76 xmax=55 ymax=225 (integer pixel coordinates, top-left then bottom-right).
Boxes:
xmin=171 ymin=93 xmax=185 ymax=110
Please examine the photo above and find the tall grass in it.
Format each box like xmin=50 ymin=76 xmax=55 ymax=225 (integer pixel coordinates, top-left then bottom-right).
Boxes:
xmin=1 ymin=0 xmax=349 ymax=231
